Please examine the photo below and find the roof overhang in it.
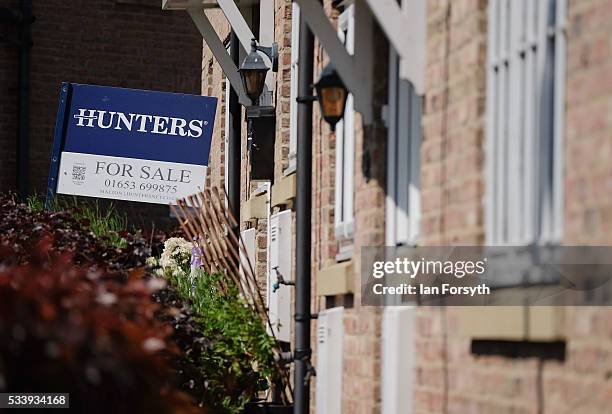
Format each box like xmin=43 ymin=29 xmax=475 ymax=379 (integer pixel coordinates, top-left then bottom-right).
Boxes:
xmin=162 ymin=0 xmax=218 ymax=11
xmin=293 ymin=0 xmax=426 ymax=124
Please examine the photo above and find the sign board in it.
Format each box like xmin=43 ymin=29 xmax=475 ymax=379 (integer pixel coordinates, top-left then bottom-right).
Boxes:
xmin=46 ymin=83 xmax=217 ymax=206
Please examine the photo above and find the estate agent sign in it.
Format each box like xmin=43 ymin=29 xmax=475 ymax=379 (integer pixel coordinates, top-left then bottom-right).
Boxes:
xmin=47 ymin=83 xmax=217 ymax=205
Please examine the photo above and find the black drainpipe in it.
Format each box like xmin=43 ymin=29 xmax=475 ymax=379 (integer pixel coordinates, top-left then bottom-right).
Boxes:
xmin=17 ymin=0 xmax=32 ymax=199
xmin=294 ymin=13 xmax=314 ymax=414
xmin=228 ymin=30 xmax=241 ymax=232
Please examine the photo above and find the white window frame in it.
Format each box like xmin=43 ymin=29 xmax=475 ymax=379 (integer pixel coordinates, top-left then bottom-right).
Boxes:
xmin=224 ymin=75 xmax=230 ymax=198
xmin=287 ymin=2 xmax=300 ymax=173
xmin=486 ymin=0 xmax=566 ymax=246
xmin=385 ymin=47 xmax=421 ymax=247
xmin=334 ymin=6 xmax=356 ymax=241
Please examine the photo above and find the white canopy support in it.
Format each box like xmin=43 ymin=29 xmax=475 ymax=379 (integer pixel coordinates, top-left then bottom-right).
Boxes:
xmin=163 ymin=0 xmax=276 ymax=106
xmin=162 ymin=0 xmax=218 ymax=10
xmin=216 ymin=0 xmax=254 ymax=53
xmin=186 ymin=7 xmax=251 ymax=106
xmin=294 ymin=0 xmax=373 ymax=124
xmin=363 ymin=0 xmax=426 ymax=95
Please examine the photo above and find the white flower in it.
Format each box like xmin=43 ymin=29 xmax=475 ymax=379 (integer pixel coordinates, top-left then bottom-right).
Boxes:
xmin=142 ymin=337 xmax=165 ymax=352
xmin=158 ymin=237 xmax=193 ymax=278
xmin=96 ymin=291 xmax=117 ymax=306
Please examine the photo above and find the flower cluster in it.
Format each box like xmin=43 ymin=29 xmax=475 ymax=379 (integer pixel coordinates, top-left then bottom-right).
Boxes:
xmin=147 ymin=237 xmax=201 ymax=280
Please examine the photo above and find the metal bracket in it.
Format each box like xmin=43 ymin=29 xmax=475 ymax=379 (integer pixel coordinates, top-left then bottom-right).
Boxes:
xmin=294 ymin=313 xmax=317 ymax=322
xmin=254 ymin=40 xmax=279 ymax=72
xmin=273 ymin=351 xmax=295 ymax=366
xmin=296 ymin=95 xmax=317 ymax=104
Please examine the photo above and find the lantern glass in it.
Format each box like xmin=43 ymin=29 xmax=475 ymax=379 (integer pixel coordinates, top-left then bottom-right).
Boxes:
xmin=240 ymin=68 xmax=267 ymax=103
xmin=318 ymin=86 xmax=347 ymax=120
xmin=314 ymin=64 xmax=349 ymax=129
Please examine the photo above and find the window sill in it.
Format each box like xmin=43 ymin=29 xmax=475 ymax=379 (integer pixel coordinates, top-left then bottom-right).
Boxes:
xmin=456 ymin=306 xmax=566 ymax=342
xmin=316 ymin=261 xmax=354 ymax=296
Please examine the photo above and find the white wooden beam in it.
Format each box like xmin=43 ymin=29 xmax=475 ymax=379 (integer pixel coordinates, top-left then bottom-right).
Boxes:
xmin=217 ymin=0 xmax=255 ymax=52
xmin=363 ymin=0 xmax=426 ymax=95
xmin=295 ymin=0 xmax=372 ymax=123
xmin=258 ymin=0 xmax=275 ymax=106
xmin=187 ymin=7 xmax=251 ymax=106
xmin=294 ymin=0 xmax=356 ymax=92
xmin=180 ymin=1 xmax=275 ymax=106
xmin=353 ymin=0 xmax=373 ymax=123
xmin=162 ymin=0 xmax=218 ymax=11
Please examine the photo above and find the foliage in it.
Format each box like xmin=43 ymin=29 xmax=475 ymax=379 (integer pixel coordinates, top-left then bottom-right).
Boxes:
xmin=26 ymin=194 xmax=44 ymax=212
xmin=148 ymin=237 xmax=194 ymax=279
xmin=65 ymin=199 xmax=129 ymax=249
xmin=23 ymin=194 xmax=128 ymax=249
xmin=1 ymin=194 xmax=147 ymax=275
xmin=0 ymin=238 xmax=203 ymax=414
xmin=1 ymin=192 xmax=280 ymax=412
xmin=151 ymin=244 xmax=277 ymax=414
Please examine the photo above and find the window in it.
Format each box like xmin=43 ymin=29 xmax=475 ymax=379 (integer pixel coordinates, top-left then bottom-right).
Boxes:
xmin=486 ymin=0 xmax=566 ymax=245
xmin=334 ymin=6 xmax=355 ymax=241
xmin=385 ymin=48 xmax=421 ymax=246
xmin=287 ymin=2 xmax=300 ymax=173
xmin=224 ymin=76 xmax=230 ymax=197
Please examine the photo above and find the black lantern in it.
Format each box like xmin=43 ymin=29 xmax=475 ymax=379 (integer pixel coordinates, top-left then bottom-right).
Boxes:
xmin=238 ymin=39 xmax=278 ymax=105
xmin=314 ymin=64 xmax=348 ymax=130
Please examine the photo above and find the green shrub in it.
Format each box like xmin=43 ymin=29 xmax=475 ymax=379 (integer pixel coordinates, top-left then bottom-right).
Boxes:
xmin=24 ymin=195 xmax=128 ymax=249
xmin=67 ymin=200 xmax=128 ymax=249
xmin=164 ymin=268 xmax=277 ymax=413
xmin=26 ymin=194 xmax=44 ymax=212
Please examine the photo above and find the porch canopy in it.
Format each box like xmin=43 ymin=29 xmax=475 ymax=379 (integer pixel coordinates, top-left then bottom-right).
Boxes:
xmin=162 ymin=0 xmax=426 ymax=124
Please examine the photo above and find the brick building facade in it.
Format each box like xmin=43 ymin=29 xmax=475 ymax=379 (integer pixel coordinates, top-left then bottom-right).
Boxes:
xmin=191 ymin=0 xmax=612 ymax=412
xmin=0 ymin=0 xmax=202 ymax=202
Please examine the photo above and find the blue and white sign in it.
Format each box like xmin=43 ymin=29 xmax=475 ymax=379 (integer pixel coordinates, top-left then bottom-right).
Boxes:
xmin=47 ymin=83 xmax=217 ymax=205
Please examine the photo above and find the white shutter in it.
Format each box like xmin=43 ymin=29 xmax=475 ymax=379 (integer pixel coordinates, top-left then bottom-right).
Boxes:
xmin=267 ymin=210 xmax=292 ymax=342
xmin=334 ymin=6 xmax=355 ymax=239
xmin=486 ymin=0 xmax=565 ymax=246
xmin=315 ymin=307 xmax=344 ymax=414
xmin=224 ymin=76 xmax=230 ymax=197
xmin=382 ymin=307 xmax=415 ymax=414
xmin=386 ymin=47 xmax=422 ymax=247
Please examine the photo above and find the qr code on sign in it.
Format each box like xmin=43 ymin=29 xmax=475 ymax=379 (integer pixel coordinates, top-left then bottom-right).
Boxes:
xmin=72 ymin=164 xmax=86 ymax=181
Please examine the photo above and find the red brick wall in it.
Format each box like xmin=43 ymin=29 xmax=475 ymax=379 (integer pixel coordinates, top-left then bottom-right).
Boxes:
xmin=309 ymin=2 xmax=389 ymax=412
xmin=564 ymin=0 xmax=612 ymax=244
xmin=413 ymin=0 xmax=612 ymax=413
xmin=197 ymin=1 xmax=612 ymax=413
xmin=0 ymin=0 xmax=203 ymax=194
xmin=0 ymin=0 xmax=20 ymax=191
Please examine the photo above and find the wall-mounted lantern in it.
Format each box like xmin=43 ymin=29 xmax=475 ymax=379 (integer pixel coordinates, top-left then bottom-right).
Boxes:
xmin=239 ymin=39 xmax=279 ymax=182
xmin=314 ymin=63 xmax=348 ymax=130
xmin=238 ymin=38 xmax=278 ymax=106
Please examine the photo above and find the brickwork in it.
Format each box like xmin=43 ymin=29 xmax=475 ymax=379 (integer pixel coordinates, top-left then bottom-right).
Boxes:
xmin=0 ymin=0 xmax=203 ymax=196
xmin=307 ymin=2 xmax=390 ymax=412
xmin=564 ymin=0 xmax=612 ymax=245
xmin=274 ymin=0 xmax=292 ymax=177
xmin=0 ymin=0 xmax=19 ymax=192
xmin=413 ymin=0 xmax=612 ymax=413
xmin=196 ymin=0 xmax=612 ymax=412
